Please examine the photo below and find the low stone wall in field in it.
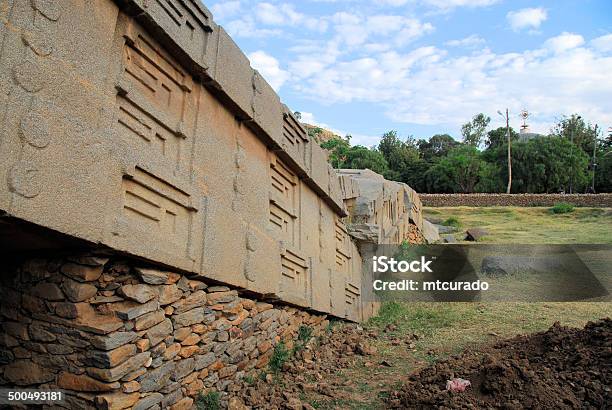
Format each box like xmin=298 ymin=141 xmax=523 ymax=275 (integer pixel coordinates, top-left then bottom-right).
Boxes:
xmin=420 ymin=193 xmax=612 ymax=207
xmin=0 ymin=252 xmax=328 ymax=409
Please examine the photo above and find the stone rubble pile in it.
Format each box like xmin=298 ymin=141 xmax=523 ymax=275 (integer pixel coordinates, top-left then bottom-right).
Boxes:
xmin=0 ymin=253 xmax=328 ymax=409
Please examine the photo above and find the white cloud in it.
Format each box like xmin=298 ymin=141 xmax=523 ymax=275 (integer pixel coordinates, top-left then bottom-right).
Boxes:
xmin=591 ymin=33 xmax=612 ymax=53
xmin=507 ymin=7 xmax=547 ymax=32
xmin=423 ymin=0 xmax=499 ymax=10
xmin=224 ymin=16 xmax=282 ymax=38
xmin=544 ymin=32 xmax=585 ymax=54
xmin=248 ymin=51 xmax=290 ymax=91
xmin=210 ymin=1 xmax=241 ymax=20
xmin=445 ymin=34 xmax=485 ymax=48
xmin=291 ymin=34 xmax=612 ymax=135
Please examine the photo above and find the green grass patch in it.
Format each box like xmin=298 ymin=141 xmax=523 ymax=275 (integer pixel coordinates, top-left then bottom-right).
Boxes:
xmin=423 ymin=206 xmax=612 ymax=244
xmin=550 ymin=202 xmax=575 ymax=214
xmin=195 ymin=391 xmax=221 ymax=410
xmin=268 ymin=341 xmax=291 ymax=372
xmin=368 ymin=301 xmax=469 ymax=337
xmin=441 ymin=216 xmax=461 ymax=228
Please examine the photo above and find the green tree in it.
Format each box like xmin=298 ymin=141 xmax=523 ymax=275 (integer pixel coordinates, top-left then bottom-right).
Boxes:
xmin=320 ymin=137 xmax=350 ymax=168
xmin=417 ymin=134 xmax=459 ymax=162
xmin=551 ymin=114 xmax=599 ymax=153
xmin=461 ymin=113 xmax=491 ymax=147
xmin=425 ymin=145 xmax=486 ymax=193
xmin=485 ymin=126 xmax=519 ymax=149
xmin=343 ymin=146 xmax=388 ymax=174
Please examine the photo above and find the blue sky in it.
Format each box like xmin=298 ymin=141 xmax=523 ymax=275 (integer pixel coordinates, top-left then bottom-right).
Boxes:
xmin=207 ymin=0 xmax=612 ymax=146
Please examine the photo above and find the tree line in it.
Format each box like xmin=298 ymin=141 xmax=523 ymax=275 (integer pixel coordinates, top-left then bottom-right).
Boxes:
xmin=316 ymin=114 xmax=612 ymax=193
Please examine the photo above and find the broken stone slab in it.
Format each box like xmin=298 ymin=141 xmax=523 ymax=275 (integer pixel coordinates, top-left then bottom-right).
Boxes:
xmin=86 ymin=352 xmax=151 ymax=382
xmin=442 ymin=234 xmax=457 ymax=244
xmin=194 ymin=352 xmax=216 ymax=370
xmin=61 ymin=262 xmax=104 ymax=282
xmin=32 ymin=312 xmax=123 ymax=335
xmin=134 ymin=309 xmax=166 ymax=331
xmin=172 ymin=307 xmax=208 ymax=328
xmin=110 ymin=299 xmax=159 ymax=320
xmin=3 ymin=360 xmax=55 ymax=385
xmin=145 ymin=318 xmax=173 ymax=346
xmin=133 ymin=393 xmax=163 ymax=410
xmin=206 ymin=290 xmax=238 ymax=305
xmin=94 ymin=392 xmax=140 ymax=410
xmin=91 ymin=331 xmax=138 ymax=351
xmin=435 ymin=224 xmax=458 ymax=234
xmin=62 ymin=277 xmax=98 ymax=303
xmin=347 ymin=223 xmax=379 ymax=243
xmin=30 ymin=282 xmax=65 ymax=301
xmin=87 ymin=343 xmax=137 ymax=368
xmin=172 ymin=290 xmax=207 ymax=314
xmin=66 ymin=255 xmax=109 ymax=267
xmin=139 ymin=361 xmax=175 ymax=393
xmin=465 ymin=228 xmax=489 ymax=241
xmin=135 ymin=268 xmax=170 ymax=285
xmin=118 ymin=284 xmax=157 ymax=304
xmin=90 ymin=296 xmax=124 ymax=304
xmin=158 ymin=284 xmax=182 ymax=305
xmin=422 ymin=220 xmax=440 ymax=243
xmin=171 ymin=357 xmax=195 ymax=381
xmin=57 ymin=371 xmax=119 ymax=392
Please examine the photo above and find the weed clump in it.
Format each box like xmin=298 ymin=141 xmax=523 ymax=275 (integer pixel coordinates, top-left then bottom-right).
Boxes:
xmin=442 ymin=216 xmax=461 ymax=227
xmin=268 ymin=341 xmax=291 ymax=372
xmin=551 ymin=202 xmax=575 ymax=214
xmin=195 ymin=391 xmax=221 ymax=410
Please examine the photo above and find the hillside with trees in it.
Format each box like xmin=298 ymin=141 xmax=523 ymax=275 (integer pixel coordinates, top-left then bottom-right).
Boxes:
xmin=314 ymin=114 xmax=612 ymax=193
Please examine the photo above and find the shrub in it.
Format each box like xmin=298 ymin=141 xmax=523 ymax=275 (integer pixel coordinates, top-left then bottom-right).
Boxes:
xmin=551 ymin=202 xmax=575 ymax=214
xmin=268 ymin=341 xmax=291 ymax=372
xmin=297 ymin=325 xmax=313 ymax=343
xmin=442 ymin=216 xmax=461 ymax=227
xmin=195 ymin=391 xmax=221 ymax=410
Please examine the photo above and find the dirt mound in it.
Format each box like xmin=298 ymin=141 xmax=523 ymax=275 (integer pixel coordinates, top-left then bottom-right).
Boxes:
xmin=388 ymin=319 xmax=611 ymax=409
xmin=231 ymin=324 xmax=378 ymax=409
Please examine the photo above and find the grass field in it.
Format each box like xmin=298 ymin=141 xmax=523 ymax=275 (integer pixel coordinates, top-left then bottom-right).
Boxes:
xmin=424 ymin=206 xmax=612 ymax=243
xmin=299 ymin=206 xmax=611 ymax=409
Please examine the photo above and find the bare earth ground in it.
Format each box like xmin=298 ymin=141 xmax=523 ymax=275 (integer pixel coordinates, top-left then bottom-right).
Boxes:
xmin=230 ymin=207 xmax=611 ymax=409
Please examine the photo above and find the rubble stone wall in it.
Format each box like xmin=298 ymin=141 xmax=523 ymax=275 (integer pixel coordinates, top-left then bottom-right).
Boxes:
xmin=421 ymin=193 xmax=612 ymax=207
xmin=0 ymin=252 xmax=329 ymax=409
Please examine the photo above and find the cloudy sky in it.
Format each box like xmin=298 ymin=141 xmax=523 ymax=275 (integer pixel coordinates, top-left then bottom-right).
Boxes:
xmin=207 ymin=0 xmax=612 ymax=146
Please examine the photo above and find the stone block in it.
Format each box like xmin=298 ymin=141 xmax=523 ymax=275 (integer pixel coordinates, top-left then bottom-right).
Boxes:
xmin=95 ymin=392 xmax=140 ymax=410
xmin=146 ymin=319 xmax=173 ymax=347
xmin=91 ymin=331 xmax=139 ymax=351
xmin=87 ymin=352 xmax=151 ymax=382
xmin=57 ymin=371 xmax=119 ymax=392
xmin=3 ymin=360 xmax=55 ymax=385
xmin=119 ymin=284 xmax=157 ymax=304
xmin=211 ymin=27 xmax=254 ymax=120
xmin=172 ymin=307 xmax=207 ymax=328
xmin=62 ymin=278 xmax=98 ymax=302
xmin=61 ymin=263 xmax=104 ymax=282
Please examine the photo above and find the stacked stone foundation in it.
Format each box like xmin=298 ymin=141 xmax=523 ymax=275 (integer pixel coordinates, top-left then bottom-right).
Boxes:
xmin=0 ymin=252 xmax=328 ymax=409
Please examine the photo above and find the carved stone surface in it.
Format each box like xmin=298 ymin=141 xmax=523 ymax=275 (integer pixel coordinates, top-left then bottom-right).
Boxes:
xmin=0 ymin=0 xmax=428 ymax=325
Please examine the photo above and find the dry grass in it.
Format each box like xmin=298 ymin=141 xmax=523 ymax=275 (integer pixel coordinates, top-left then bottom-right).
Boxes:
xmin=424 ymin=206 xmax=612 ymax=244
xmin=302 ymin=207 xmax=611 ymax=409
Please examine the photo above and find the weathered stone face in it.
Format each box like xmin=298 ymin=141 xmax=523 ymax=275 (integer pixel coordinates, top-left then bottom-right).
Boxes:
xmin=0 ymin=0 xmax=408 ymax=323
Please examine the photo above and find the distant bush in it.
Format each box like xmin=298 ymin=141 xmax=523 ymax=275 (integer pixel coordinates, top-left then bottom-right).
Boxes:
xmin=551 ymin=203 xmax=575 ymax=214
xmin=442 ymin=216 xmax=461 ymax=227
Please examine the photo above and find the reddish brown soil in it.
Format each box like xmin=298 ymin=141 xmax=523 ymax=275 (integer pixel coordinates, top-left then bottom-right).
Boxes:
xmin=388 ymin=319 xmax=611 ymax=409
